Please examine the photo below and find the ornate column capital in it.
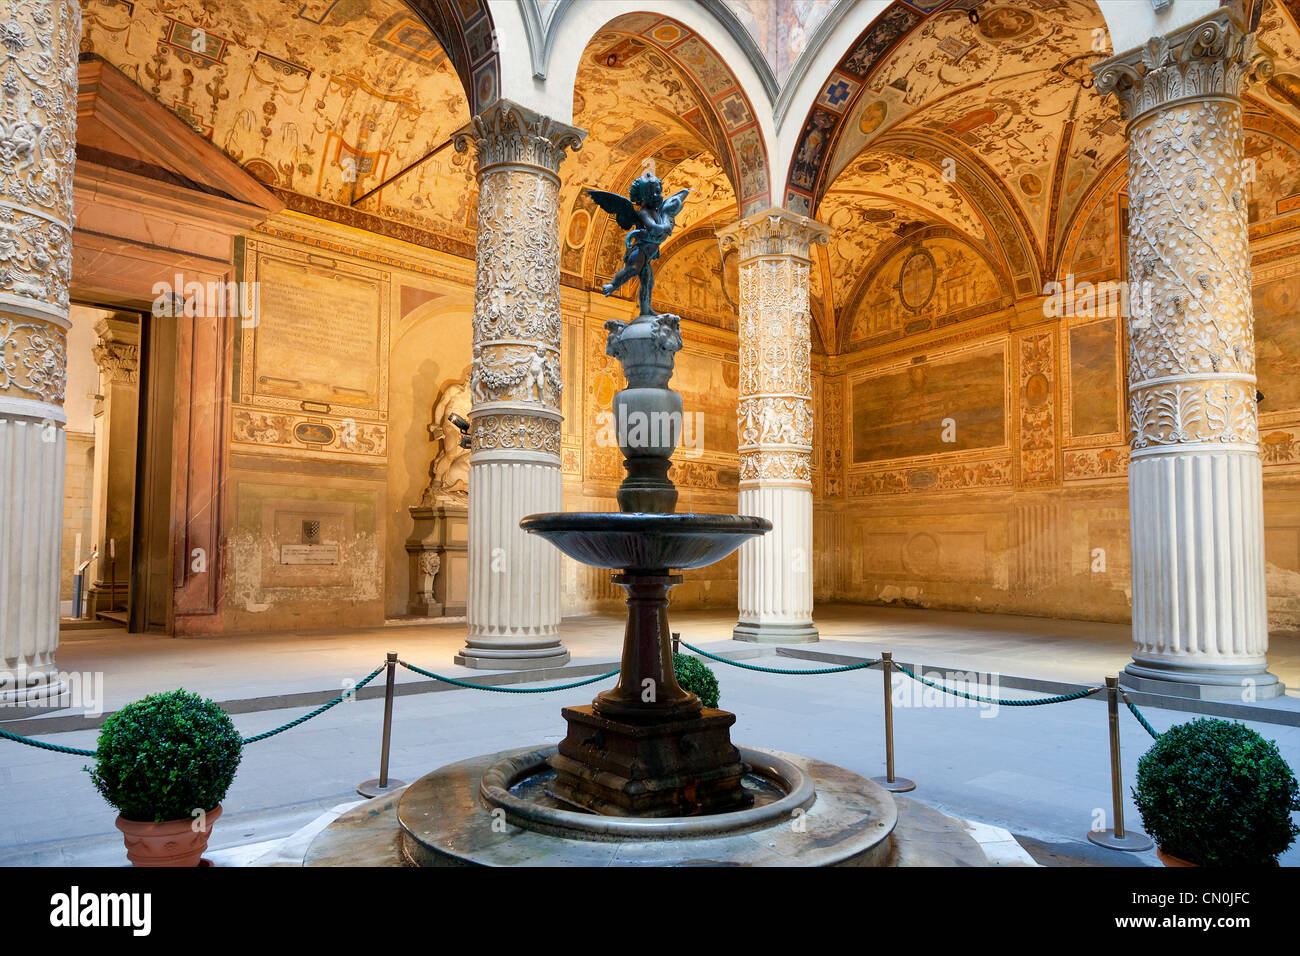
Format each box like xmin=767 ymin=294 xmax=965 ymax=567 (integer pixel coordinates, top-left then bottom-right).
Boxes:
xmin=92 ymin=316 xmax=141 ymax=386
xmin=716 ymin=207 xmax=830 ymax=262
xmin=454 ymin=99 xmax=586 ymax=178
xmin=1091 ymin=9 xmax=1272 ymax=123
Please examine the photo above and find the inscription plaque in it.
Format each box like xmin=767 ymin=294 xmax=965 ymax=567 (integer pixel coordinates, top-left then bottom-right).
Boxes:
xmin=280 ymin=543 xmax=341 ymax=566
xmin=241 ymin=242 xmax=390 ymax=419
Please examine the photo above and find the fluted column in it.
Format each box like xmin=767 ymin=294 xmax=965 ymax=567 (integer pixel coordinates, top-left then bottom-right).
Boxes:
xmin=718 ymin=209 xmax=829 ymax=644
xmin=0 ymin=0 xmax=80 ymax=705
xmin=1094 ymin=10 xmax=1283 ymax=699
xmin=453 ymin=101 xmax=585 ymax=669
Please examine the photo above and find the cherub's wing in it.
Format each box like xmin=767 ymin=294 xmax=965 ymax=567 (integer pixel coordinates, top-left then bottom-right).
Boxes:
xmin=587 ymin=189 xmax=638 ymax=230
xmin=662 ymin=188 xmax=691 ymax=218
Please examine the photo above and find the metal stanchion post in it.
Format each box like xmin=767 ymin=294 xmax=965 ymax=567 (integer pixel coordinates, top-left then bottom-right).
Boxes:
xmin=1086 ymin=676 xmax=1152 ymax=851
xmin=870 ymin=652 xmax=915 ymax=793
xmin=672 ymin=632 xmax=680 ymax=655
xmin=358 ymin=653 xmax=408 ymax=798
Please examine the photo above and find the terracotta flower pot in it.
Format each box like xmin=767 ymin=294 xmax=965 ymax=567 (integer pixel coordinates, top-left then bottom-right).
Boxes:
xmin=1156 ymin=846 xmax=1197 ymax=867
xmin=115 ymin=804 xmax=222 ymax=867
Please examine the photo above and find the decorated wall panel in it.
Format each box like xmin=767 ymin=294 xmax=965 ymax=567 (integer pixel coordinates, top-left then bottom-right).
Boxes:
xmin=234 ymin=237 xmax=390 ymax=464
xmin=849 ymin=340 xmax=1008 ymax=466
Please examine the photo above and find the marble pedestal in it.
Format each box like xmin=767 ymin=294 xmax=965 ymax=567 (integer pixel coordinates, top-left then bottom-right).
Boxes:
xmin=406 ymin=502 xmax=468 ymax=617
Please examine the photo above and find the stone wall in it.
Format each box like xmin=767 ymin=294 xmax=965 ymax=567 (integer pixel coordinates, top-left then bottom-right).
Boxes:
xmin=813 ymin=226 xmax=1300 ymax=635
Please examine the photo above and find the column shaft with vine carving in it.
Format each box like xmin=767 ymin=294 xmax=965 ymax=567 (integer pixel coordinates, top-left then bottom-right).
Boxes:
xmin=718 ymin=209 xmax=829 ymax=644
xmin=1093 ymin=10 xmax=1283 ymax=698
xmin=0 ymin=0 xmax=79 ymax=704
xmin=452 ymin=100 xmax=584 ymax=669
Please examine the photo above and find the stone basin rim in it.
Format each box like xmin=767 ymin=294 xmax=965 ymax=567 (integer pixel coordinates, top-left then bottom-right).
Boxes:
xmin=520 ymin=512 xmax=773 ymax=533
xmin=477 ymin=745 xmax=816 ymax=842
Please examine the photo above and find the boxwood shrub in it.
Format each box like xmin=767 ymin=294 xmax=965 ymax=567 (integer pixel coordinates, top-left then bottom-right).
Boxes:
xmin=1133 ymin=717 xmax=1299 ymax=866
xmin=88 ymin=689 xmax=243 ymax=823
xmin=672 ymin=653 xmax=719 ymax=709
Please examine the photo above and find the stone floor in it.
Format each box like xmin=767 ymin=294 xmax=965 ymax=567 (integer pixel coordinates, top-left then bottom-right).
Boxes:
xmin=1 ymin=603 xmax=1297 ymax=867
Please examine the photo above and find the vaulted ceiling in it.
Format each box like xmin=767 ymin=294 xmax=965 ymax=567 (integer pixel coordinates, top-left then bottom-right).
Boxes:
xmin=787 ymin=0 xmax=1300 ymax=355
xmin=80 ymin=0 xmax=479 ymax=252
xmin=78 ymin=0 xmax=1300 ymax=351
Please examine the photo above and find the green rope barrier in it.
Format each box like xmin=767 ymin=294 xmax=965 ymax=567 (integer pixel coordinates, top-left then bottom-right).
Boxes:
xmin=0 ymin=727 xmax=96 ymax=757
xmin=2 ymin=666 xmax=386 ymax=755
xmin=1121 ymin=691 xmax=1161 ymax=740
xmin=399 ymin=660 xmax=619 ymax=693
xmin=681 ymin=641 xmax=880 ymax=674
xmin=894 ymin=664 xmax=1101 ymax=707
xmin=240 ymin=664 xmax=386 ymax=744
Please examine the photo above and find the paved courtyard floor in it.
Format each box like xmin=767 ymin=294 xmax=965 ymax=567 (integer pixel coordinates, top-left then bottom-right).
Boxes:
xmin=2 ymin=603 xmax=1297 ymax=866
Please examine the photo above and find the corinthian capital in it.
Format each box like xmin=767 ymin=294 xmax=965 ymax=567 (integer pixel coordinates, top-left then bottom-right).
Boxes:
xmin=92 ymin=316 xmax=140 ymax=385
xmin=454 ymin=99 xmax=586 ymax=176
xmin=1091 ymin=9 xmax=1273 ymax=121
xmin=716 ymin=207 xmax=831 ymax=262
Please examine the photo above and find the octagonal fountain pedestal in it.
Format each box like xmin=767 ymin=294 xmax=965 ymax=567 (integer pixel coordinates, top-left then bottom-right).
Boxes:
xmin=303 ymin=309 xmax=988 ymax=866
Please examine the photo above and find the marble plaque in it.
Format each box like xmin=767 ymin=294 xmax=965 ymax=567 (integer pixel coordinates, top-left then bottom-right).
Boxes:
xmin=280 ymin=543 xmax=341 ymax=566
xmin=240 ymin=240 xmax=390 ymax=419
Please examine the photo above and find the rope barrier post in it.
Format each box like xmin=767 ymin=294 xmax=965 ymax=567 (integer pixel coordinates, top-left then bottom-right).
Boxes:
xmin=1086 ymin=676 xmax=1152 ymax=851
xmin=358 ymin=653 xmax=408 ymax=798
xmin=672 ymin=632 xmax=680 ymax=656
xmin=869 ymin=652 xmax=915 ymax=793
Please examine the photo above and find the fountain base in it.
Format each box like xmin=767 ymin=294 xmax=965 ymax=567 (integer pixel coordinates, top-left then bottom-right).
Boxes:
xmin=548 ymin=705 xmax=751 ymax=817
xmin=301 ymin=746 xmax=991 ymax=867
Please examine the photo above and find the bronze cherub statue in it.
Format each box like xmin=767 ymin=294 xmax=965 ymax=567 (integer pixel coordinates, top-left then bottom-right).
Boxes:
xmin=588 ymin=171 xmax=690 ymax=316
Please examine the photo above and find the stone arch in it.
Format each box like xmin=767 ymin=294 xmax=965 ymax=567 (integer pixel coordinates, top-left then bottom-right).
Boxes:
xmin=403 ymin=0 xmax=500 ymax=110
xmin=869 ymin=131 xmax=1041 ymax=291
xmin=584 ymin=12 xmax=771 ymax=214
xmin=536 ymin=4 xmax=775 ymax=214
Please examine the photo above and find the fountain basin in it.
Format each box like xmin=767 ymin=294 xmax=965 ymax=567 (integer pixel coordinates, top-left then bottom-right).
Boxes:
xmin=480 ymin=746 xmax=815 ymax=840
xmin=301 ymin=746 xmax=993 ymax=867
xmin=520 ymin=512 xmax=771 ymax=571
xmin=391 ymin=745 xmax=905 ymax=867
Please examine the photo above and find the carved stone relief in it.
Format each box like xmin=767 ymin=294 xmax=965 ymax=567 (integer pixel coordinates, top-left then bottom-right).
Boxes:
xmin=718 ymin=210 xmax=830 ymax=488
xmin=1093 ymin=11 xmax=1272 ymax=454
xmin=456 ymin=101 xmax=584 ymax=461
xmin=0 ymin=0 xmax=79 ymax=325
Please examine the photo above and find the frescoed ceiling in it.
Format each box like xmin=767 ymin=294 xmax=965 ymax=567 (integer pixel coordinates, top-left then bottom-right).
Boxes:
xmin=80 ymin=0 xmax=480 ymax=252
xmin=794 ymin=0 xmax=1300 ymax=355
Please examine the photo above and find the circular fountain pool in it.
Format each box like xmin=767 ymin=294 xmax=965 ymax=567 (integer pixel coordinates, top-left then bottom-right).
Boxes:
xmin=392 ymin=745 xmax=901 ymax=867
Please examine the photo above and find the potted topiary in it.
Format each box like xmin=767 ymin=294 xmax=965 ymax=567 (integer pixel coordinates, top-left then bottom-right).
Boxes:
xmin=1132 ymin=717 xmax=1299 ymax=867
xmin=672 ymin=653 xmax=720 ymax=709
xmin=87 ymin=689 xmax=243 ymax=866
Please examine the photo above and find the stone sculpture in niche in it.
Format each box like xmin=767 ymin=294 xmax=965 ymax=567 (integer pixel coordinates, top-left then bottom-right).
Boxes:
xmin=407 ymin=374 xmax=471 ymax=618
xmin=419 ymin=376 xmax=471 ymax=505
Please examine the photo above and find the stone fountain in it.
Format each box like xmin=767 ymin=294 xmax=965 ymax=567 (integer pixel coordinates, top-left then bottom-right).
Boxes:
xmin=302 ymin=175 xmax=988 ymax=867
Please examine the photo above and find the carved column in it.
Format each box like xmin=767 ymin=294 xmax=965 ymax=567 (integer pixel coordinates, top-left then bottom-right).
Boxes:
xmin=1094 ymin=10 xmax=1283 ymax=699
xmin=87 ymin=315 xmax=139 ymax=616
xmin=453 ymin=101 xmax=585 ymax=669
xmin=0 ymin=0 xmax=80 ymax=705
xmin=718 ymin=209 xmax=830 ymax=644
